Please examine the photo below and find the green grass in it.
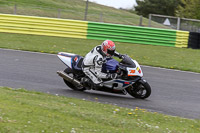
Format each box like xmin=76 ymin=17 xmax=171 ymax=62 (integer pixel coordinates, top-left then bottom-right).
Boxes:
xmin=0 ymin=0 xmax=169 ymax=28
xmin=0 ymin=87 xmax=200 ymax=132
xmin=0 ymin=32 xmax=200 ymax=73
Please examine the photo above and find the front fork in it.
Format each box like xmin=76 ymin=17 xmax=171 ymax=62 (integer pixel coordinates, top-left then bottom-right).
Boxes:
xmin=126 ymin=77 xmax=145 ymax=91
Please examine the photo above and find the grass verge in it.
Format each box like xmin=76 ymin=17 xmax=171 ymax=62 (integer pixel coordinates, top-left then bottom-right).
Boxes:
xmin=0 ymin=87 xmax=200 ymax=133
xmin=0 ymin=0 xmax=168 ymax=28
xmin=0 ymin=32 xmax=200 ymax=73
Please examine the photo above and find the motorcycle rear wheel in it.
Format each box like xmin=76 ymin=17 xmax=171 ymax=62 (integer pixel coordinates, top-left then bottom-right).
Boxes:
xmin=126 ymin=80 xmax=151 ymax=99
xmin=63 ymin=68 xmax=86 ymax=91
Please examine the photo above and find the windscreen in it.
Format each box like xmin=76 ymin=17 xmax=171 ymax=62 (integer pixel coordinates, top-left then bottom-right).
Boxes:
xmin=120 ymin=55 xmax=136 ymax=68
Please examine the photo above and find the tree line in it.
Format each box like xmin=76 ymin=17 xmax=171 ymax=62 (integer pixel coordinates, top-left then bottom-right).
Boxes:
xmin=133 ymin=0 xmax=200 ymax=19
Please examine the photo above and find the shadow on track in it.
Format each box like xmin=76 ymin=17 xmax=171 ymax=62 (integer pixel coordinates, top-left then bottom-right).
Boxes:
xmin=56 ymin=88 xmax=151 ymax=102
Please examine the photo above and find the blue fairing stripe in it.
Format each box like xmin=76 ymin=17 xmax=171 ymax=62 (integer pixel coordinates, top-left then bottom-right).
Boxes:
xmin=58 ymin=53 xmax=73 ymax=68
xmin=58 ymin=53 xmax=74 ymax=58
xmin=114 ymin=80 xmax=132 ymax=87
xmin=71 ymin=57 xmax=73 ymax=68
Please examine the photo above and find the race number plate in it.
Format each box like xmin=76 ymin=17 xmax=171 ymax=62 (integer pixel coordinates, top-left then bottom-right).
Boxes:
xmin=127 ymin=68 xmax=136 ymax=76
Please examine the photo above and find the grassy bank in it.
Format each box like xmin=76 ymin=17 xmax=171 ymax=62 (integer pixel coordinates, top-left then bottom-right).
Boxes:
xmin=0 ymin=32 xmax=200 ymax=73
xmin=0 ymin=87 xmax=199 ymax=132
xmin=0 ymin=0 xmax=168 ymax=28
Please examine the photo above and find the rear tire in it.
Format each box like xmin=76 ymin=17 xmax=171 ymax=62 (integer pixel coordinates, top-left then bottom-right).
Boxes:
xmin=126 ymin=80 xmax=151 ymax=99
xmin=63 ymin=68 xmax=86 ymax=91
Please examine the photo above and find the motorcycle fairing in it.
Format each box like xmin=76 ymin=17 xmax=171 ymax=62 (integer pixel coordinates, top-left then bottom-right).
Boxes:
xmin=103 ymin=79 xmax=133 ymax=90
xmin=126 ymin=59 xmax=143 ymax=77
xmin=57 ymin=52 xmax=76 ymax=68
xmin=71 ymin=55 xmax=84 ymax=71
xmin=57 ymin=52 xmax=84 ymax=71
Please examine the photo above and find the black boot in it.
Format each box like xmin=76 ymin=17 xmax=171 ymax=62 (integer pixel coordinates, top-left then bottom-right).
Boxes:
xmin=92 ymin=83 xmax=103 ymax=90
xmin=81 ymin=77 xmax=92 ymax=89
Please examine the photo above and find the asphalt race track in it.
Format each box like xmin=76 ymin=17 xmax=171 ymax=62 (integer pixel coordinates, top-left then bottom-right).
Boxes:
xmin=1 ymin=48 xmax=200 ymax=119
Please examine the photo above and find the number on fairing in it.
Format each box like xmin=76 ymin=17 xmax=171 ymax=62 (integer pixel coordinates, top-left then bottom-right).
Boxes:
xmin=127 ymin=68 xmax=135 ymax=76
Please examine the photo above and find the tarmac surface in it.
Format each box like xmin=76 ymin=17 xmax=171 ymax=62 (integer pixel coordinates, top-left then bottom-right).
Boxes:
xmin=1 ymin=48 xmax=200 ymax=119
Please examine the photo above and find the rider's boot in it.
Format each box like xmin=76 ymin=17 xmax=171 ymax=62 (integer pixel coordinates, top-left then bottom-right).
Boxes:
xmin=81 ymin=77 xmax=103 ymax=90
xmin=81 ymin=77 xmax=92 ymax=89
xmin=92 ymin=83 xmax=103 ymax=90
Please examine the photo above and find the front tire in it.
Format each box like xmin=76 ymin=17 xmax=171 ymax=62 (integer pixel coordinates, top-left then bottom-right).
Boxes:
xmin=63 ymin=68 xmax=85 ymax=91
xmin=126 ymin=79 xmax=151 ymax=99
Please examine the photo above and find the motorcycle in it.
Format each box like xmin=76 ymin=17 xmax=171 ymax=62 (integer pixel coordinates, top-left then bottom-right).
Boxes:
xmin=57 ymin=52 xmax=151 ymax=99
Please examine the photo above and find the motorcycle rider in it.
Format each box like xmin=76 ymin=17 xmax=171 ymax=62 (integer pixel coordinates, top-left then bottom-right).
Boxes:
xmin=82 ymin=40 xmax=122 ymax=89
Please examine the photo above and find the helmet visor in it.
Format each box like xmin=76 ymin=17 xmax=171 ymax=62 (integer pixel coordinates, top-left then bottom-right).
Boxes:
xmin=107 ymin=49 xmax=115 ymax=56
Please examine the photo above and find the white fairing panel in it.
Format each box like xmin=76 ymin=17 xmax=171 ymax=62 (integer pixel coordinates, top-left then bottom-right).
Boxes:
xmin=126 ymin=59 xmax=143 ymax=77
xmin=57 ymin=55 xmax=72 ymax=68
xmin=57 ymin=52 xmax=76 ymax=68
xmin=132 ymin=60 xmax=143 ymax=76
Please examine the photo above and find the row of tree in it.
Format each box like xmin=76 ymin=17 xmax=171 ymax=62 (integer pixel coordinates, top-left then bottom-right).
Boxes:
xmin=134 ymin=0 xmax=200 ymax=19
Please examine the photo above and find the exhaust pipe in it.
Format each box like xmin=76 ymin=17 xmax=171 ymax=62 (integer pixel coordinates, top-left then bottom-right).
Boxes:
xmin=57 ymin=71 xmax=83 ymax=87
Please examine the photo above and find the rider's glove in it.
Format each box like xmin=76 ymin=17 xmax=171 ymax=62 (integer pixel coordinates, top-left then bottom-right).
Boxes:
xmin=114 ymin=52 xmax=123 ymax=59
xmin=108 ymin=73 xmax=118 ymax=79
xmin=118 ymin=54 xmax=125 ymax=59
xmin=118 ymin=54 xmax=123 ymax=59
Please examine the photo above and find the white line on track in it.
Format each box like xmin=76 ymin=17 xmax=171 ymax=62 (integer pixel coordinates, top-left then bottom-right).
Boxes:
xmin=1 ymin=48 xmax=200 ymax=75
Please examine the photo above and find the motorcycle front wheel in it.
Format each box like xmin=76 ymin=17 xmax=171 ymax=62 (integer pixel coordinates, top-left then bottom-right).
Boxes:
xmin=126 ymin=79 xmax=151 ymax=99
